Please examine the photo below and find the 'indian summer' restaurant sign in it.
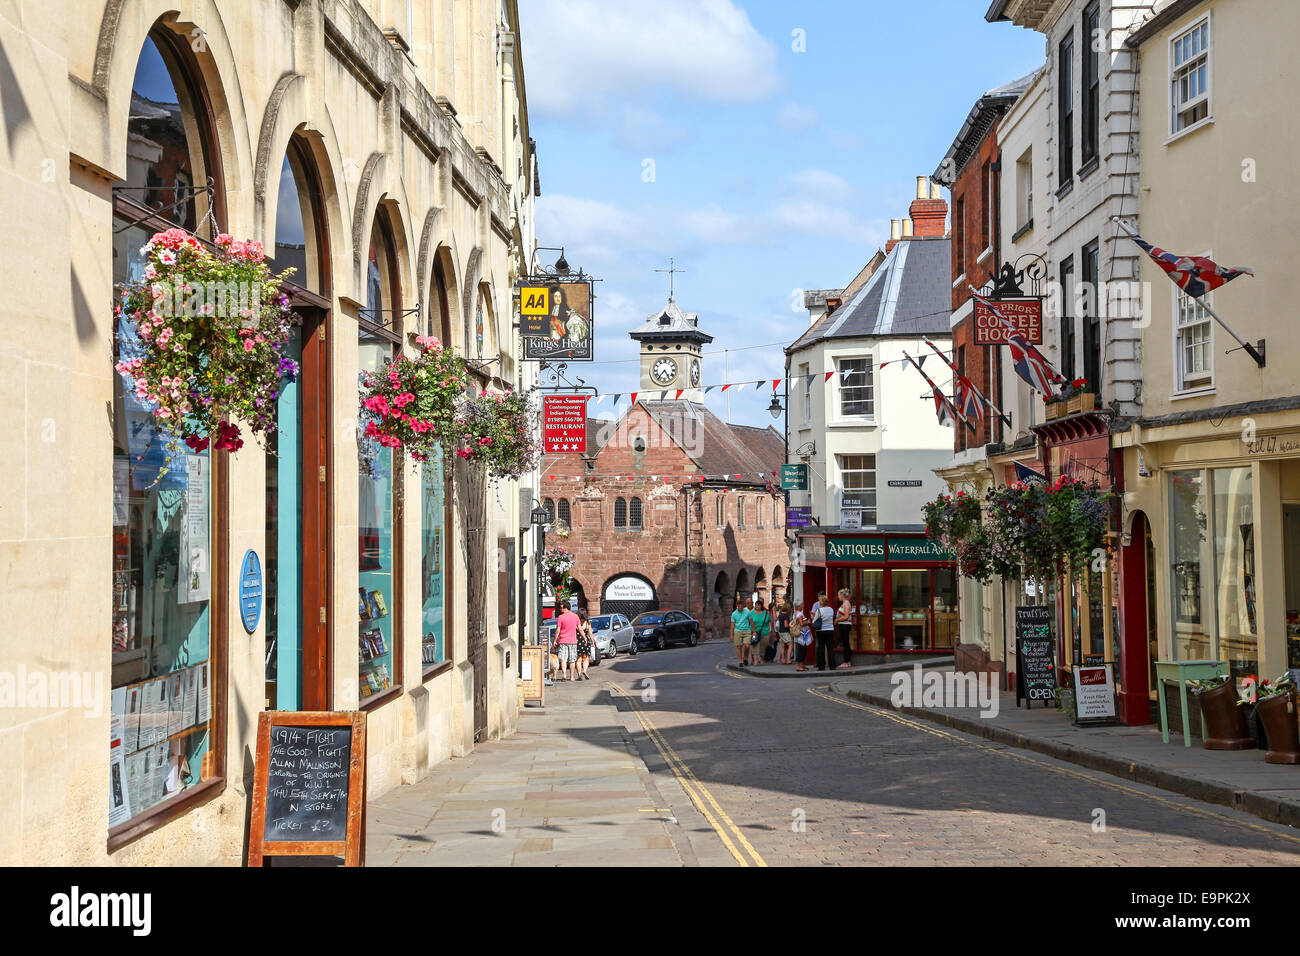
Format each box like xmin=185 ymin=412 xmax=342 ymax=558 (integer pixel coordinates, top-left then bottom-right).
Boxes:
xmin=825 ymin=537 xmax=953 ymax=563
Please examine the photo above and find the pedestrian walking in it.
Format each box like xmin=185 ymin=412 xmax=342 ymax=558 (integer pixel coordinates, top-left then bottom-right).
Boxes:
xmin=793 ymin=600 xmax=812 ymax=671
xmin=814 ymin=591 xmax=835 ymax=671
xmin=576 ymin=609 xmax=594 ymax=680
xmin=751 ymin=597 xmax=772 ymax=666
xmin=554 ymin=605 xmax=580 ymax=681
xmin=730 ymin=597 xmax=753 ymax=667
xmin=835 ymin=588 xmax=855 ymax=670
xmin=775 ymin=599 xmax=793 ymax=664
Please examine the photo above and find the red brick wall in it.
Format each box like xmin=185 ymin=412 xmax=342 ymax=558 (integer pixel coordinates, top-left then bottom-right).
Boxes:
xmin=949 ymin=123 xmax=1003 ymax=452
xmin=542 ymin=408 xmax=791 ymax=639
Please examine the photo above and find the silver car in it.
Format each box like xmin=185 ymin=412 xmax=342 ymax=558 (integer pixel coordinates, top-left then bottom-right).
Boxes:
xmin=589 ymin=613 xmax=636 ymax=660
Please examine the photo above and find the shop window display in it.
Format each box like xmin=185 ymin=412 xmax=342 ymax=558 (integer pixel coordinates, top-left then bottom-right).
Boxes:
xmin=421 ymin=448 xmax=446 ymax=671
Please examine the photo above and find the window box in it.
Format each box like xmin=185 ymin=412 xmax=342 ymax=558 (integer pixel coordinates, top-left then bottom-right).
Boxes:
xmin=1066 ymin=391 xmax=1096 ymax=415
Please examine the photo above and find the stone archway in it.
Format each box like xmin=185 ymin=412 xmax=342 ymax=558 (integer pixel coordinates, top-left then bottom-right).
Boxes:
xmin=600 ymin=572 xmax=658 ymax=622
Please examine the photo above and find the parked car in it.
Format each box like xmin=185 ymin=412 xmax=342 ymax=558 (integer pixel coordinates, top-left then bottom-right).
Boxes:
xmin=631 ymin=610 xmax=701 ymax=651
xmin=590 ymin=614 xmax=636 ymax=660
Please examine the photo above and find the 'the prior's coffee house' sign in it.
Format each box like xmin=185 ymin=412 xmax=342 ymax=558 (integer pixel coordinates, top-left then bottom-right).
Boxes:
xmin=825 ymin=537 xmax=953 ymax=563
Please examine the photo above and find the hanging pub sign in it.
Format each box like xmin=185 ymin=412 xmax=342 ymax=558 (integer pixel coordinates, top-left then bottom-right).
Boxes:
xmin=542 ymin=395 xmax=589 ymax=454
xmin=520 ymin=280 xmax=594 ymax=362
xmin=974 ymin=297 xmax=1043 ymax=345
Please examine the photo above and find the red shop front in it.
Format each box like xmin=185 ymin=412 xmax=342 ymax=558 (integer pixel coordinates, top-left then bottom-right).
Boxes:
xmin=796 ymin=532 xmax=958 ymax=658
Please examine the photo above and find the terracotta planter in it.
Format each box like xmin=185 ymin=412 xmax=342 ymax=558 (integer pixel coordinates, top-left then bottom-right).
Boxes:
xmin=1045 ymin=401 xmax=1065 ymax=421
xmin=1193 ymin=680 xmax=1256 ymax=750
xmin=1067 ymin=392 xmax=1095 ymax=415
xmin=1256 ymin=690 xmax=1300 ymax=764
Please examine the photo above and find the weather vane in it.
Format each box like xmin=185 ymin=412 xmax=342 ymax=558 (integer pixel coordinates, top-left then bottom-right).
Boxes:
xmin=655 ymin=257 xmax=685 ymax=299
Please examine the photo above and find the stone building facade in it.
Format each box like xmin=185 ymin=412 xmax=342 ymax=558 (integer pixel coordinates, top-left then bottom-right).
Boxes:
xmin=0 ymin=0 xmax=537 ymax=864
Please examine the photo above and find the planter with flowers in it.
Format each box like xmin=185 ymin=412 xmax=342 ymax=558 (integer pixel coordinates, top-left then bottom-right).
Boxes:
xmin=922 ymin=490 xmax=995 ymax=583
xmin=358 ymin=334 xmax=468 ymax=477
xmin=1064 ymin=379 xmax=1096 ymax=415
xmin=115 ymin=229 xmax=300 ymax=477
xmin=1186 ymin=675 xmax=1255 ymax=750
xmin=1250 ymin=674 xmax=1300 ymax=764
xmin=1044 ymin=395 xmax=1066 ymax=421
xmin=450 ymin=387 xmax=541 ymax=481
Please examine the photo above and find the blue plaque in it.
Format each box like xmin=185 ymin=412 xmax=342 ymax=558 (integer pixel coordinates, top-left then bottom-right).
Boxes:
xmin=240 ymin=549 xmax=263 ymax=633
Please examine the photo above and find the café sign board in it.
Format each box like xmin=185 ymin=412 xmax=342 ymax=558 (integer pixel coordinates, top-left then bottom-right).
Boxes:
xmin=974 ymin=297 xmax=1042 ymax=345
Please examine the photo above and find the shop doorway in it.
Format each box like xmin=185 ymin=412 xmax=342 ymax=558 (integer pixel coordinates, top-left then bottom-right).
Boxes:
xmin=1285 ymin=505 xmax=1300 ymax=668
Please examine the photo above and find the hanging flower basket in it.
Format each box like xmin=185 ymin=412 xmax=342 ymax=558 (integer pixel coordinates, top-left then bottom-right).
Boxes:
xmin=451 ymin=387 xmax=541 ymax=481
xmin=115 ymin=229 xmax=300 ymax=472
xmin=358 ymin=334 xmax=469 ymax=476
xmin=542 ymin=545 xmax=575 ymax=581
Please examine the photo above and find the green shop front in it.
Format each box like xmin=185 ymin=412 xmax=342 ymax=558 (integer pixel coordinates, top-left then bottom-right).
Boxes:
xmin=798 ymin=533 xmax=958 ymax=655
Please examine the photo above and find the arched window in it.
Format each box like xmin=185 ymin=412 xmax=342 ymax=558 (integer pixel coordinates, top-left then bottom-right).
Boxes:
xmin=423 ymin=251 xmax=453 ymax=674
xmin=737 ymin=497 xmax=746 ymax=530
xmin=543 ymin=498 xmax=555 ymax=521
xmin=111 ymin=24 xmax=224 ymax=835
xmin=614 ymin=497 xmax=627 ymax=529
xmin=716 ymin=495 xmax=725 ymax=529
xmin=557 ymin=498 xmax=571 ymax=527
xmin=629 ymin=496 xmax=643 ymax=530
xmin=358 ymin=208 xmax=403 ymax=705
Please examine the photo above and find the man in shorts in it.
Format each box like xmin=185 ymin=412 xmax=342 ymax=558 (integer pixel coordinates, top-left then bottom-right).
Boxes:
xmin=554 ymin=606 xmax=580 ymax=681
xmin=731 ymin=597 xmax=754 ymax=668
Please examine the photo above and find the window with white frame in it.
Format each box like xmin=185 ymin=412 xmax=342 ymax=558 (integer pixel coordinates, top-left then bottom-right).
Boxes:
xmin=800 ymin=363 xmax=812 ymax=424
xmin=838 ymin=454 xmax=877 ymax=525
xmin=1016 ymin=148 xmax=1033 ymax=230
xmin=1171 ymin=17 xmax=1210 ymax=134
xmin=837 ymin=357 xmax=874 ymax=418
xmin=1176 ymin=288 xmax=1213 ymax=390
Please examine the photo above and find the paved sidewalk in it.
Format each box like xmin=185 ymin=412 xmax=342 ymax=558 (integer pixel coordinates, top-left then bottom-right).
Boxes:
xmin=720 ymin=655 xmax=951 ymax=679
xmin=363 ymin=680 xmax=730 ymax=866
xmin=833 ymin=664 xmax=1300 ymax=828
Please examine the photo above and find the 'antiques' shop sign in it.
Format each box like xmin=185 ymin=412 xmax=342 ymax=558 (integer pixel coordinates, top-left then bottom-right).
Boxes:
xmin=826 ymin=537 xmax=953 ymax=563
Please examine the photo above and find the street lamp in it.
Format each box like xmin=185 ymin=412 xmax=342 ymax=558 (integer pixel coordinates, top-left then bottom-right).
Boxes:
xmin=767 ymin=394 xmax=783 ymax=419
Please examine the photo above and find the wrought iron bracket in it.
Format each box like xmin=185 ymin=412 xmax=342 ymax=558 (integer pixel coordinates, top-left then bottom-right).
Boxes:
xmin=112 ymin=177 xmax=217 ymax=234
xmin=537 ymin=361 xmax=596 ymax=394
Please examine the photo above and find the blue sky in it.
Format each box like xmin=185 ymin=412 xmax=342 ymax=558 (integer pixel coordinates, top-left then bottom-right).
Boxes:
xmin=519 ymin=0 xmax=1044 ymax=426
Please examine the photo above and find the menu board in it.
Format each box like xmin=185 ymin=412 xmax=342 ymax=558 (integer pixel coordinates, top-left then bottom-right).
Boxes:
xmin=1015 ymin=605 xmax=1056 ymax=707
xmin=248 ymin=711 xmax=367 ymax=866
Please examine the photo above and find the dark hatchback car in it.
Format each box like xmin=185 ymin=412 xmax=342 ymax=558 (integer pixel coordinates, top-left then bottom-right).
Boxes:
xmin=631 ymin=610 xmax=701 ymax=651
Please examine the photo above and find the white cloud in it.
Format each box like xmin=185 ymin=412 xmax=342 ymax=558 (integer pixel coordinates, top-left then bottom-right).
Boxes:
xmin=612 ymin=107 xmax=691 ymax=154
xmin=789 ymin=167 xmax=854 ymax=202
xmin=521 ymin=0 xmax=781 ymax=115
xmin=774 ymin=101 xmax=820 ymax=133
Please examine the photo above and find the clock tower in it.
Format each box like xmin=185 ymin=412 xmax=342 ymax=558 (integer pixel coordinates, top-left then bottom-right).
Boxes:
xmin=628 ymin=296 xmax=713 ymax=402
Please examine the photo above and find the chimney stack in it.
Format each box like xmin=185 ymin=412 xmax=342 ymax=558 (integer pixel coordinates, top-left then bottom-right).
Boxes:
xmin=909 ymin=174 xmax=948 ymax=238
xmin=886 ymin=218 xmax=901 ymax=254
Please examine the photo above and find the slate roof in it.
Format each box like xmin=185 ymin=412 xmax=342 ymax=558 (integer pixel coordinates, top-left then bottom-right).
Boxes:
xmin=628 ymin=297 xmax=714 ymax=344
xmin=788 ymin=236 xmax=952 ymax=352
xmin=933 ymin=69 xmax=1039 ymax=181
xmin=578 ymin=403 xmax=783 ymax=482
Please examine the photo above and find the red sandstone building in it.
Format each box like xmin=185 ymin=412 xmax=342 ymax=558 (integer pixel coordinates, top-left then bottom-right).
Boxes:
xmin=541 ymin=297 xmax=789 ymax=638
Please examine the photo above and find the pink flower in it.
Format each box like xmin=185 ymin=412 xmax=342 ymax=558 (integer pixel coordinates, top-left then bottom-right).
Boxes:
xmin=394 ymin=392 xmax=415 ymax=408
xmin=246 ymin=241 xmax=265 ymax=261
xmin=229 ymin=241 xmax=246 ymax=258
xmin=215 ymin=234 xmax=233 ymax=247
xmin=243 ymin=339 xmax=255 ymax=352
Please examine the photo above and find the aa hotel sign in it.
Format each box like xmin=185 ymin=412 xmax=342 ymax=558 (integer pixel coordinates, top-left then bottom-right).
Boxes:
xmin=974 ymin=297 xmax=1042 ymax=345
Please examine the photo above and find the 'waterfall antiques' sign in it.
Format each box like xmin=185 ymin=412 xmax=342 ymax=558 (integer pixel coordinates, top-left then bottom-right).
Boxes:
xmin=520 ymin=280 xmax=594 ymax=361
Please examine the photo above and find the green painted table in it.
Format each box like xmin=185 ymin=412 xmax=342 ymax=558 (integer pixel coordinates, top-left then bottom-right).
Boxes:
xmin=1154 ymin=659 xmax=1228 ymax=747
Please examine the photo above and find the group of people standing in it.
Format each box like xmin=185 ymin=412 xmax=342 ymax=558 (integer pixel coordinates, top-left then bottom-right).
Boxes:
xmin=550 ymin=605 xmax=596 ymax=681
xmin=729 ymin=589 xmax=856 ymax=672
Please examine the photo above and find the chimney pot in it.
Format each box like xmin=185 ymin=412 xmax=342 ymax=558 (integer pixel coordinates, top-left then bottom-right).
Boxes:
xmin=916 ymin=176 xmax=928 ymax=200
xmin=890 ymin=219 xmax=901 ymax=241
xmin=901 ymin=218 xmax=914 ymax=238
xmin=930 ymin=181 xmax=942 ymax=200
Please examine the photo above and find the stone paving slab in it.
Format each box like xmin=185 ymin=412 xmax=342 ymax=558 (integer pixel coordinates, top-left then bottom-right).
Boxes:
xmin=363 ymin=685 xmax=724 ymax=866
xmin=835 ymin=665 xmax=1300 ymax=828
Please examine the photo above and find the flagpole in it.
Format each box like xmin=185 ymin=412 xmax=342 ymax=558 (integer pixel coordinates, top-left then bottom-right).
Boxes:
xmin=902 ymin=350 xmax=975 ymax=434
xmin=967 ymin=284 xmax=1066 ymax=399
xmin=922 ymin=339 xmax=1012 ymax=428
xmin=1111 ymin=216 xmax=1265 ymax=368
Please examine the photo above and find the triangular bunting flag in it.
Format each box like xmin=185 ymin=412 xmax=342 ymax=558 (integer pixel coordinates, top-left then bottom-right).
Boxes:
xmin=659 ymin=390 xmax=668 ymax=400
xmin=630 ymin=392 xmax=637 ymax=404
xmin=675 ymin=389 xmax=683 ymax=400
xmin=704 ymin=385 xmax=718 ymax=394
xmin=772 ymin=379 xmax=781 ymax=390
xmin=721 ymin=383 xmax=732 ymax=392
xmin=825 ymin=371 xmax=834 ymax=382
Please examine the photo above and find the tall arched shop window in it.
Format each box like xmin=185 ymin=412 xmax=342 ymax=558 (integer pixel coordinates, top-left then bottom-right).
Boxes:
xmin=614 ymin=497 xmax=627 ymax=529
xmin=358 ymin=209 xmax=403 ymax=705
xmin=110 ymin=25 xmax=226 ymax=841
xmin=422 ymin=253 xmax=454 ymax=674
xmin=265 ymin=137 xmax=329 ymax=712
xmin=629 ymin=497 xmax=643 ymax=530
xmin=557 ymin=498 xmax=571 ymax=530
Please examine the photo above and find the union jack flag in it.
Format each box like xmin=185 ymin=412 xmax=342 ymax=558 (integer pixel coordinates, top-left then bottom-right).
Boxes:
xmin=905 ymin=352 xmax=962 ymax=428
xmin=969 ymin=290 xmax=1065 ymax=399
xmin=1132 ymin=234 xmax=1253 ymax=298
xmin=955 ymin=374 xmax=984 ymax=423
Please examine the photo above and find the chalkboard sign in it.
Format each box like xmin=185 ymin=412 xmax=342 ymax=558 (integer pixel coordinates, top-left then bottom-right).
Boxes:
xmin=247 ymin=711 xmax=367 ymax=866
xmin=1015 ymin=605 xmax=1056 ymax=708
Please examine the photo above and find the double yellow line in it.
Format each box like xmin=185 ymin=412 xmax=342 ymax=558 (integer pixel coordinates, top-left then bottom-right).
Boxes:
xmin=607 ymin=681 xmax=767 ymax=867
xmin=808 ymin=686 xmax=1300 ymax=847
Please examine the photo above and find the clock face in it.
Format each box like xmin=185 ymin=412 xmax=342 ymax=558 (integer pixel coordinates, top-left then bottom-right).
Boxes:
xmin=651 ymin=357 xmax=677 ymax=385
xmin=690 ymin=359 xmax=700 ymax=386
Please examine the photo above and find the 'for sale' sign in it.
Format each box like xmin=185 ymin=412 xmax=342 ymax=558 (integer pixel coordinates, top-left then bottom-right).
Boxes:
xmin=542 ymin=395 xmax=589 ymax=454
